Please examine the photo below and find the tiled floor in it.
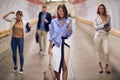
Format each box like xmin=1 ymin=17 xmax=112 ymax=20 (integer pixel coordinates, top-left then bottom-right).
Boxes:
xmin=0 ymin=19 xmax=120 ymax=80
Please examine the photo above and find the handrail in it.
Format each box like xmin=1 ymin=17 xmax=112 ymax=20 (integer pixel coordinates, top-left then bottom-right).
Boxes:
xmin=0 ymin=30 xmax=10 ymax=39
xmin=0 ymin=19 xmax=38 ymax=39
xmin=1 ymin=16 xmax=120 ymax=38
xmin=76 ymin=16 xmax=120 ymax=37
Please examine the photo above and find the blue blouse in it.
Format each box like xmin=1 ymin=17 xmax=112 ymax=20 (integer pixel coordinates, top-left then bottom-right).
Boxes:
xmin=49 ymin=17 xmax=72 ymax=47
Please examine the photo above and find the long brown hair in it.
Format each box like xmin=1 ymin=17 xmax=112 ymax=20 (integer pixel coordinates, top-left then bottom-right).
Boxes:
xmin=57 ymin=4 xmax=68 ymax=19
xmin=97 ymin=4 xmax=107 ymax=17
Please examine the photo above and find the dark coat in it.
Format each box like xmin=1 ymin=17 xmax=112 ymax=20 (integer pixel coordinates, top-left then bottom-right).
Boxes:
xmin=37 ymin=12 xmax=52 ymax=32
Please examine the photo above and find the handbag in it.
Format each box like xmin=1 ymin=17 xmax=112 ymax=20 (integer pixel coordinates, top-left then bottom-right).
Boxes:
xmin=43 ymin=55 xmax=55 ymax=80
xmin=25 ymin=22 xmax=31 ymax=32
xmin=104 ymin=23 xmax=111 ymax=32
xmin=35 ymin=32 xmax=39 ymax=43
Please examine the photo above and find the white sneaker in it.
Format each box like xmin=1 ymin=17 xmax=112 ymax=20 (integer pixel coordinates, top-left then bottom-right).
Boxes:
xmin=19 ymin=69 xmax=23 ymax=74
xmin=43 ymin=51 xmax=46 ymax=56
xmin=19 ymin=71 xmax=23 ymax=74
xmin=12 ymin=66 xmax=17 ymax=73
xmin=13 ymin=70 xmax=17 ymax=73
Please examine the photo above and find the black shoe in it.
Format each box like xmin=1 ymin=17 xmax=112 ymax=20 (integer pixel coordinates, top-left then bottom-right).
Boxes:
xmin=99 ymin=70 xmax=103 ymax=73
xmin=105 ymin=67 xmax=111 ymax=74
xmin=106 ymin=70 xmax=111 ymax=74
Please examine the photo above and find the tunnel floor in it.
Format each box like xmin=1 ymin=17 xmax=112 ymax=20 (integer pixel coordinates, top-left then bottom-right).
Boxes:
xmin=0 ymin=19 xmax=120 ymax=80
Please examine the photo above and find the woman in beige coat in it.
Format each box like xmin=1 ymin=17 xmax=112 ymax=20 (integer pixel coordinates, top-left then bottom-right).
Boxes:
xmin=94 ymin=4 xmax=111 ymax=74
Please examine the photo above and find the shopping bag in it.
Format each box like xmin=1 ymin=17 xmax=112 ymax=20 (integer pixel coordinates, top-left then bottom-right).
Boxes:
xmin=43 ymin=55 xmax=55 ymax=80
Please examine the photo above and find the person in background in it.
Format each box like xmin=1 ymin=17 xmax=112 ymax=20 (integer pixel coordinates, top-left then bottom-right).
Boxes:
xmin=94 ymin=4 xmax=111 ymax=74
xmin=3 ymin=11 xmax=28 ymax=74
xmin=48 ymin=4 xmax=72 ymax=80
xmin=37 ymin=5 xmax=51 ymax=54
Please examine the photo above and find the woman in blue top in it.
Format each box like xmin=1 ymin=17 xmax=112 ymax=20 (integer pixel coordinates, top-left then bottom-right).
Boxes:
xmin=48 ymin=4 xmax=72 ymax=80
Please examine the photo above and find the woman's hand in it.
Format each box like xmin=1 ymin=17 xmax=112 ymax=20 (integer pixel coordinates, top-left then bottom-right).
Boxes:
xmin=48 ymin=41 xmax=53 ymax=55
xmin=104 ymin=27 xmax=111 ymax=32
xmin=66 ymin=20 xmax=70 ymax=27
xmin=103 ymin=21 xmax=107 ymax=25
xmin=10 ymin=11 xmax=15 ymax=14
xmin=66 ymin=20 xmax=70 ymax=32
xmin=3 ymin=11 xmax=15 ymax=22
xmin=48 ymin=49 xmax=52 ymax=55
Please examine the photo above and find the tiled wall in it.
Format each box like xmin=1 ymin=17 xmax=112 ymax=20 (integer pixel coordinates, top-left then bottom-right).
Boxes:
xmin=74 ymin=0 xmax=120 ymax=31
xmin=0 ymin=36 xmax=10 ymax=54
xmin=47 ymin=2 xmax=75 ymax=18
xmin=0 ymin=0 xmax=40 ymax=32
